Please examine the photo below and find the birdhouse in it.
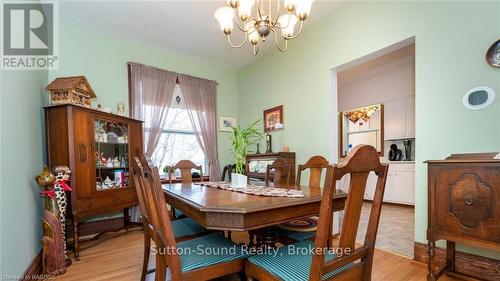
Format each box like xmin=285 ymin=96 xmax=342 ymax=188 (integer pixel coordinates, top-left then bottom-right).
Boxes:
xmin=45 ymin=76 xmax=96 ymax=107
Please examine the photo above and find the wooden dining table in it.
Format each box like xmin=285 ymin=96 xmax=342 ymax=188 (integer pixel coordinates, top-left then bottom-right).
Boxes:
xmin=162 ymin=183 xmax=348 ymax=245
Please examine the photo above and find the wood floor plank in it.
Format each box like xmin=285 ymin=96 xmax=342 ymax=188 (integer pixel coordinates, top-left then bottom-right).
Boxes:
xmin=55 ymin=230 xmax=460 ymax=281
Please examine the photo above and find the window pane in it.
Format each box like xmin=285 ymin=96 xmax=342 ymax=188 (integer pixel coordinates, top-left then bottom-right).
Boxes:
xmin=164 ymin=108 xmax=193 ymax=131
xmin=152 ymin=132 xmax=207 ymax=176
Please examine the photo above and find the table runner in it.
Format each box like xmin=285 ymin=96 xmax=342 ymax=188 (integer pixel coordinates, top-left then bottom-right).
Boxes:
xmin=199 ymin=182 xmax=304 ymax=198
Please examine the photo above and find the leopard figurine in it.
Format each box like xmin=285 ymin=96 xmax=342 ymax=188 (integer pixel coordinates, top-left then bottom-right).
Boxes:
xmin=53 ymin=166 xmax=72 ymax=254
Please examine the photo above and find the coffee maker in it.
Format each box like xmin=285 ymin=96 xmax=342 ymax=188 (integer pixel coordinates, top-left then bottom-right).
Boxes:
xmin=403 ymin=139 xmax=412 ymax=161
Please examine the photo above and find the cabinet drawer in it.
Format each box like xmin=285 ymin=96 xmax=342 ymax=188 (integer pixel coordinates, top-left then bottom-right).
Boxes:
xmin=78 ymin=191 xmax=137 ymax=212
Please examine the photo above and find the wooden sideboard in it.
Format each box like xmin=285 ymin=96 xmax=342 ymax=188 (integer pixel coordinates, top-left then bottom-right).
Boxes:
xmin=44 ymin=104 xmax=143 ymax=259
xmin=245 ymin=152 xmax=296 ymax=181
xmin=425 ymin=153 xmax=500 ymax=281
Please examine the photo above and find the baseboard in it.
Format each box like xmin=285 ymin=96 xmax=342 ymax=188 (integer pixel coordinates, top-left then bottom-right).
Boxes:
xmin=414 ymin=242 xmax=500 ymax=280
xmin=21 ymin=250 xmax=42 ymax=281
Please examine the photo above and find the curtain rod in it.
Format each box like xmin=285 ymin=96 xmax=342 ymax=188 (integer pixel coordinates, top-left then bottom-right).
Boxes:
xmin=127 ymin=61 xmax=219 ymax=86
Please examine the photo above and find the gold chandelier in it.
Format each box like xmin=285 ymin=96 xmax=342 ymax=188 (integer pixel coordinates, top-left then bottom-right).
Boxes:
xmin=214 ymin=0 xmax=314 ymax=55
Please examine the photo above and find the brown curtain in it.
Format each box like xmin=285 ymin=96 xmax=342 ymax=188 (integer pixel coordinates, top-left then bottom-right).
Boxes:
xmin=129 ymin=63 xmax=177 ymax=222
xmin=178 ymin=74 xmax=221 ymax=181
xmin=129 ymin=62 xmax=177 ymax=157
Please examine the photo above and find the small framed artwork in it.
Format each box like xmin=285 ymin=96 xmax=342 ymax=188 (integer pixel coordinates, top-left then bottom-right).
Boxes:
xmin=263 ymin=105 xmax=284 ymax=132
xmin=219 ymin=116 xmax=237 ymax=132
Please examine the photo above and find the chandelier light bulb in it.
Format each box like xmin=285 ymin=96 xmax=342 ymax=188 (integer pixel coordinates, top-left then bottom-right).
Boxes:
xmin=246 ymin=21 xmax=259 ymax=45
xmin=215 ymin=7 xmax=235 ymax=35
xmin=296 ymin=0 xmax=314 ymax=20
xmin=283 ymin=0 xmax=296 ymax=12
xmin=227 ymin=0 xmax=240 ymax=8
xmin=238 ymin=0 xmax=255 ymax=21
xmin=278 ymin=14 xmax=298 ymax=37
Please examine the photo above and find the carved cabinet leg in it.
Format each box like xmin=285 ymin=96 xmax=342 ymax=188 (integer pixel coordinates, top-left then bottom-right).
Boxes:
xmin=446 ymin=240 xmax=456 ymax=273
xmin=427 ymin=240 xmax=436 ymax=281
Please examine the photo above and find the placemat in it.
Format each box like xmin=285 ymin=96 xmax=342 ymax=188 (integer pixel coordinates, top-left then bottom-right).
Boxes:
xmin=199 ymin=182 xmax=304 ymax=198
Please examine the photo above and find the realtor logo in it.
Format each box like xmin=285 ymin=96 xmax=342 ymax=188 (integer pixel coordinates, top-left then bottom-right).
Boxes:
xmin=1 ymin=2 xmax=58 ymax=70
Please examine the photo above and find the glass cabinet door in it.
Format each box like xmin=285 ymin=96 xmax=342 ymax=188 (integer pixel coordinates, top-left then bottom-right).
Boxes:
xmin=94 ymin=118 xmax=130 ymax=191
xmin=248 ymin=159 xmax=274 ymax=174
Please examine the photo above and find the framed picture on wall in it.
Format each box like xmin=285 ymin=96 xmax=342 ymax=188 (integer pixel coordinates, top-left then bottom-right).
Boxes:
xmin=219 ymin=116 xmax=237 ymax=132
xmin=263 ymin=105 xmax=284 ymax=132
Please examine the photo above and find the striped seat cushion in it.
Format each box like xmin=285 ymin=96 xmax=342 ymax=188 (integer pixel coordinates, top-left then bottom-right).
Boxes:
xmin=248 ymin=240 xmax=352 ymax=281
xmin=171 ymin=217 xmax=207 ymax=238
xmin=277 ymin=228 xmax=316 ymax=241
xmin=177 ymin=233 xmax=251 ymax=272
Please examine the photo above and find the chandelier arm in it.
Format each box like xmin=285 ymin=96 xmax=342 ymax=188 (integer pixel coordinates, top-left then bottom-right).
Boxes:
xmin=257 ymin=0 xmax=263 ymax=19
xmin=272 ymin=29 xmax=288 ymax=52
xmin=269 ymin=0 xmax=273 ymax=21
xmin=271 ymin=0 xmax=282 ymax=27
xmin=227 ymin=32 xmax=248 ymax=48
xmin=283 ymin=20 xmax=304 ymax=40
xmin=233 ymin=14 xmax=249 ymax=32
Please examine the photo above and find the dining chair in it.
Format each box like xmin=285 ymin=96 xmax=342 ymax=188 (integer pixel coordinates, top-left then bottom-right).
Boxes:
xmin=169 ymin=160 xmax=203 ymax=185
xmin=264 ymin=158 xmax=292 ymax=187
xmin=138 ymin=157 xmax=250 ymax=281
xmin=169 ymin=160 xmax=203 ymax=219
xmin=246 ymin=145 xmax=389 ymax=281
xmin=221 ymin=163 xmax=247 ymax=181
xmin=277 ymin=155 xmax=331 ymax=243
xmin=221 ymin=164 xmax=231 ymax=181
xmin=131 ymin=157 xmax=210 ymax=281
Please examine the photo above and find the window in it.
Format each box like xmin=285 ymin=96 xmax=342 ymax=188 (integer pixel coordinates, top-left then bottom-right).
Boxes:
xmin=149 ymin=85 xmax=208 ymax=176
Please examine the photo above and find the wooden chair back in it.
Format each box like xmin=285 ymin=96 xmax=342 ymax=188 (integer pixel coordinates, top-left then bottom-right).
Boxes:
xmin=131 ymin=157 xmax=154 ymax=232
xmin=296 ymin=155 xmax=330 ymax=188
xmin=264 ymin=158 xmax=292 ymax=187
xmin=169 ymin=160 xmax=203 ymax=184
xmin=221 ymin=164 xmax=246 ymax=181
xmin=310 ymin=145 xmax=388 ymax=281
xmin=139 ymin=157 xmax=183 ymax=280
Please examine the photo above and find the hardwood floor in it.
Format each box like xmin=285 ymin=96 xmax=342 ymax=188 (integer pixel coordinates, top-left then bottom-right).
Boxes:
xmin=55 ymin=229 xmax=460 ymax=281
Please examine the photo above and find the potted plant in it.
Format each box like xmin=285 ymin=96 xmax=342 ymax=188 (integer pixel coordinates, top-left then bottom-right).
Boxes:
xmin=230 ymin=120 xmax=263 ymax=188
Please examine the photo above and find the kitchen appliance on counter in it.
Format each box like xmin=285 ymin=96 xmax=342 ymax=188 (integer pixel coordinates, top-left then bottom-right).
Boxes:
xmin=389 ymin=144 xmax=403 ymax=161
xmin=403 ymin=139 xmax=413 ymax=161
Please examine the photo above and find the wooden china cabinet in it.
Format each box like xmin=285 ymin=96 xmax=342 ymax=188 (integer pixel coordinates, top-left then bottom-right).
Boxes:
xmin=44 ymin=104 xmax=143 ymax=259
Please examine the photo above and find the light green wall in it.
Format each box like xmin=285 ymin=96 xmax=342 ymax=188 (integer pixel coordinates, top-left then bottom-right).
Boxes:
xmin=238 ymin=1 xmax=500 ymax=259
xmin=1 ymin=23 xmax=240 ymax=276
xmin=0 ymin=69 xmax=48 ymax=276
xmin=49 ymin=24 xmax=239 ymax=167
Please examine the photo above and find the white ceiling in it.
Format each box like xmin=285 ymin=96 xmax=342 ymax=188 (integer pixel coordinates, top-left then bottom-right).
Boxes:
xmin=59 ymin=0 xmax=342 ymax=69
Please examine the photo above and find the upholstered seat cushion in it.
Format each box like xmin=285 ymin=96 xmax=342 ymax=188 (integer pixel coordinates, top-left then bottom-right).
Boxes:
xmin=277 ymin=228 xmax=316 ymax=241
xmin=172 ymin=217 xmax=207 ymax=238
xmin=247 ymin=240 xmax=352 ymax=281
xmin=174 ymin=209 xmax=186 ymax=219
xmin=177 ymin=233 xmax=251 ymax=272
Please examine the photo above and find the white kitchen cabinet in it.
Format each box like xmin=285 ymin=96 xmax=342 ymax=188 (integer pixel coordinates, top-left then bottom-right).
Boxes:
xmin=383 ymin=169 xmax=394 ymax=202
xmin=335 ymin=163 xmax=414 ymax=205
xmin=405 ymin=96 xmax=415 ymax=138
xmin=384 ymin=96 xmax=415 ymax=140
xmin=390 ymin=164 xmax=415 ymax=205
xmin=364 ymin=172 xmax=377 ymax=200
xmin=384 ymin=98 xmax=406 ymax=140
